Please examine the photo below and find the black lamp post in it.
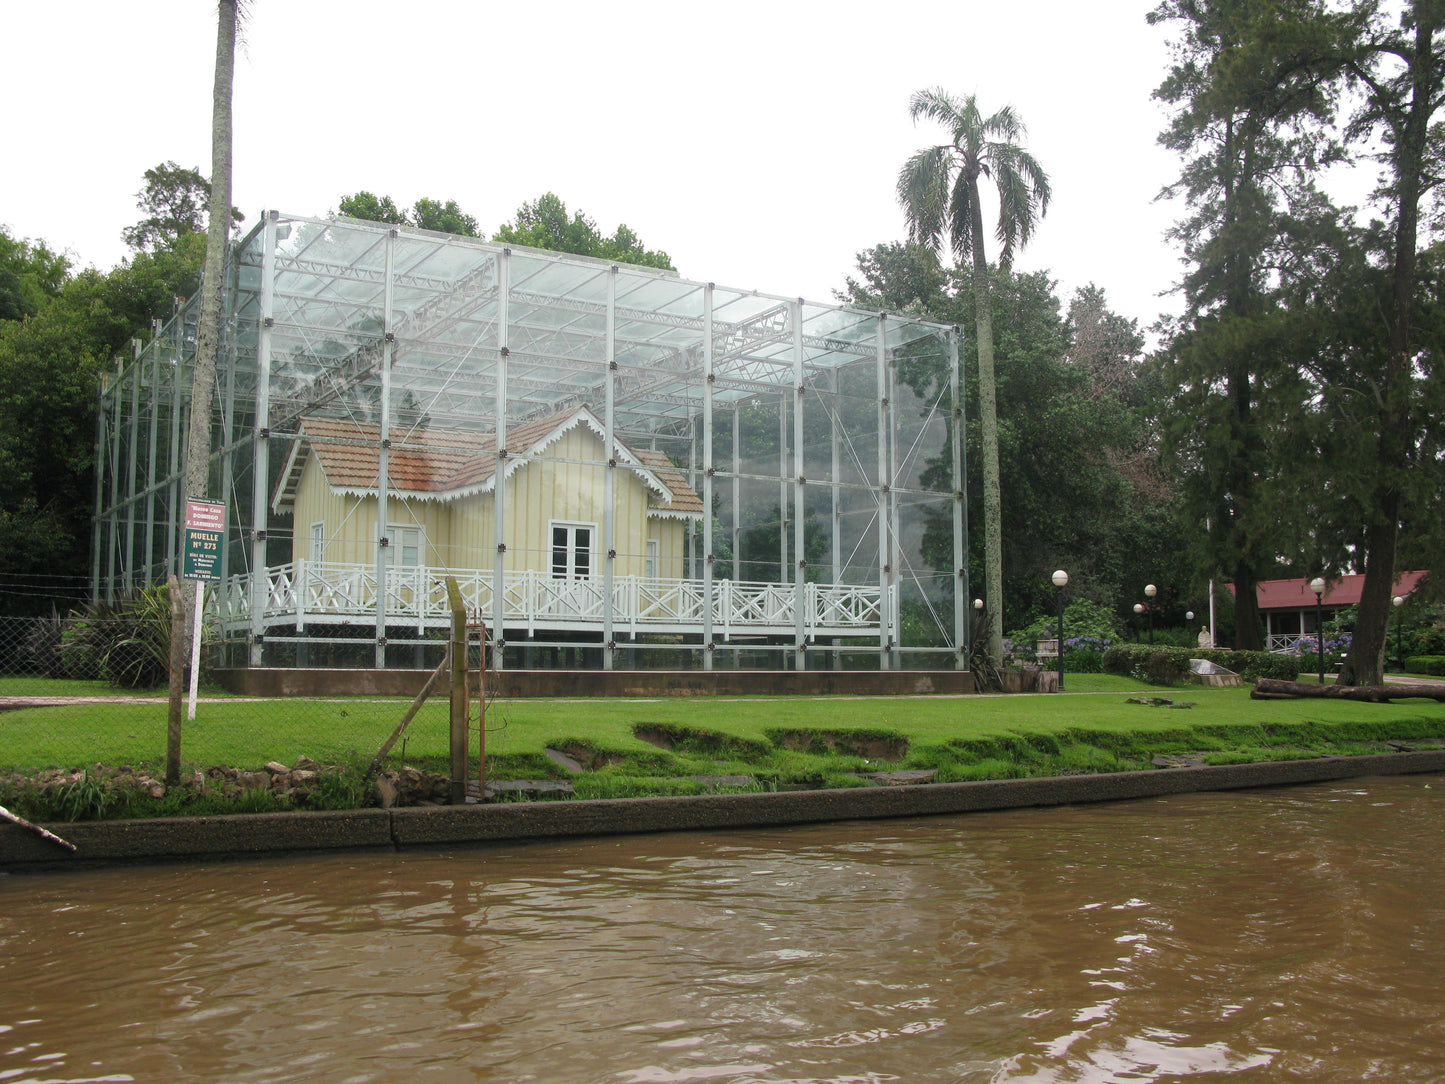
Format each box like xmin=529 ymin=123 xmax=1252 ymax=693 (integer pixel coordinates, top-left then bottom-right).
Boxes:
xmin=1393 ymin=595 xmax=1404 ymax=672
xmin=1309 ymin=577 xmax=1326 ymax=684
xmin=1052 ymin=570 xmax=1068 ymax=692
xmin=1144 ymin=584 xmax=1157 ymax=645
xmin=1133 ymin=602 xmax=1144 ymax=642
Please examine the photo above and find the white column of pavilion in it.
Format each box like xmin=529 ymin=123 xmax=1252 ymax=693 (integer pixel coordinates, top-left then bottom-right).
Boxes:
xmin=217 ymin=311 xmax=237 ymax=590
xmin=875 ymin=316 xmax=891 ymax=670
xmin=830 ymin=367 xmax=842 ymax=671
xmin=950 ymin=327 xmax=968 ymax=670
xmin=124 ymin=339 xmax=141 ymax=588
xmin=791 ymin=300 xmax=807 ymax=671
xmin=491 ymin=250 xmax=510 ymax=669
xmin=372 ymin=227 xmax=396 ymax=669
xmin=247 ymin=210 xmax=278 ymax=666
xmin=603 ymin=266 xmax=617 ymax=671
xmin=90 ymin=379 xmax=107 ymax=602
xmin=166 ymin=309 xmax=184 ymax=577
xmin=143 ymin=325 xmax=161 ymax=579
xmin=702 ymin=283 xmax=715 ymax=671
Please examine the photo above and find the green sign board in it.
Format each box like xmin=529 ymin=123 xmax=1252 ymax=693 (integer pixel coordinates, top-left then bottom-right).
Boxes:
xmin=183 ymin=499 xmax=226 ymax=582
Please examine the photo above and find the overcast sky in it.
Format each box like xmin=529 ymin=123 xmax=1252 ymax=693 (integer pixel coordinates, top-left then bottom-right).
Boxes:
xmin=5 ymin=1 xmax=1188 ymax=338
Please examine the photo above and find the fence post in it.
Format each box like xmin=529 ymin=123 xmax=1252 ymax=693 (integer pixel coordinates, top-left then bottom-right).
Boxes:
xmin=447 ymin=577 xmax=467 ymax=805
xmin=166 ymin=574 xmax=185 ymax=786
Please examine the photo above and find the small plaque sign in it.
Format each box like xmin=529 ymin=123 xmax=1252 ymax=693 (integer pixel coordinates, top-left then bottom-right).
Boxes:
xmin=183 ymin=499 xmax=226 ymax=582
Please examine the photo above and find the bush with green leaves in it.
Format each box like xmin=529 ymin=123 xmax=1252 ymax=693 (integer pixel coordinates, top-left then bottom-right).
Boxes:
xmin=1102 ymin=643 xmax=1300 ymax=685
xmin=1405 ymin=655 xmax=1445 ymax=676
xmin=59 ymin=586 xmax=174 ymax=688
xmin=1009 ymin=599 xmax=1121 ymax=658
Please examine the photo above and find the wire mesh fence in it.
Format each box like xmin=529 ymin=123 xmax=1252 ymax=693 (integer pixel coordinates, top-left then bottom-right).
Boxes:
xmin=0 ymin=614 xmax=504 ymax=777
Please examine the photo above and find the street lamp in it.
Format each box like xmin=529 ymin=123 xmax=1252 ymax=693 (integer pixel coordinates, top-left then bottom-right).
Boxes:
xmin=1144 ymin=584 xmax=1157 ymax=645
xmin=1309 ymin=577 xmax=1326 ymax=684
xmin=1393 ymin=595 xmax=1405 ymax=672
xmin=1133 ymin=602 xmax=1145 ymax=642
xmin=1052 ymin=570 xmax=1069 ymax=692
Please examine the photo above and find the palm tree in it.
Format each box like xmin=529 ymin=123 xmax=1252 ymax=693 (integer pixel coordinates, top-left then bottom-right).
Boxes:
xmin=897 ymin=88 xmax=1051 ymax=668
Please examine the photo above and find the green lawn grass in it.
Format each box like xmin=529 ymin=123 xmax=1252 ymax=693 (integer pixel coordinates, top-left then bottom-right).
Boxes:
xmin=4 ymin=676 xmax=1444 ymax=788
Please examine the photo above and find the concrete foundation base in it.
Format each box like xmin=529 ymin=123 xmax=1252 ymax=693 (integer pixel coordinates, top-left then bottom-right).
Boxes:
xmin=213 ymin=668 xmax=975 ymax=699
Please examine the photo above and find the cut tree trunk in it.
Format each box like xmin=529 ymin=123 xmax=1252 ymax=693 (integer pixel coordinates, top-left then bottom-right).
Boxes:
xmin=1251 ymin=678 xmax=1445 ymax=703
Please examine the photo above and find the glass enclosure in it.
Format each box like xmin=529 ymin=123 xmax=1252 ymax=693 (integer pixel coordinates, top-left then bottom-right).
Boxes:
xmin=93 ymin=212 xmax=968 ymax=672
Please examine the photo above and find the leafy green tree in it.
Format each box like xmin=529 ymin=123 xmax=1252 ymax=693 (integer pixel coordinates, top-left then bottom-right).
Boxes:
xmin=121 ymin=161 xmax=243 ymax=253
xmin=337 ymin=192 xmax=479 ymax=236
xmin=843 ymin=246 xmax=1184 ymax=634
xmin=493 ymin=193 xmax=674 ymax=270
xmin=411 ymin=198 xmax=480 ymax=237
xmin=337 ymin=191 xmax=408 ymax=226
xmin=1148 ymin=0 xmax=1348 ymax=650
xmin=0 ymin=227 xmax=70 ymax=322
xmin=1329 ymin=0 xmax=1445 ymax=684
xmin=896 ymin=88 xmax=1052 ymax=666
xmin=0 ymin=235 xmax=202 ymax=615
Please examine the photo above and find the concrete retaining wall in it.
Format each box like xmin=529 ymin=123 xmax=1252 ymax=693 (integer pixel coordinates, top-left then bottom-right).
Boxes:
xmin=5 ymin=751 xmax=1443 ymax=870
xmin=213 ymin=668 xmax=975 ymax=699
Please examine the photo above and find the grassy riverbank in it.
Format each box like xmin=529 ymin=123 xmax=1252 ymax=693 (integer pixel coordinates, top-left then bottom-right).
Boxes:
xmin=3 ymin=674 xmax=1445 ymax=821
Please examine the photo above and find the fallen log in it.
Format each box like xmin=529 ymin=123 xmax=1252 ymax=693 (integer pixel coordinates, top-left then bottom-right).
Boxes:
xmin=1252 ymin=678 xmax=1445 ymax=703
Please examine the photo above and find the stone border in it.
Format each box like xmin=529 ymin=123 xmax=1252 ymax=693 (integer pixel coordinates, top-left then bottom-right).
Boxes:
xmin=4 ymin=750 xmax=1443 ymax=869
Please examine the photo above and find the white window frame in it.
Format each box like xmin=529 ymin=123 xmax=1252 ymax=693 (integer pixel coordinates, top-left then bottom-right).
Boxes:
xmin=550 ymin=520 xmax=596 ymax=580
xmin=387 ymin=523 xmax=425 ymax=568
xmin=645 ymin=538 xmax=659 ymax=581
xmin=309 ymin=522 xmax=325 ymax=565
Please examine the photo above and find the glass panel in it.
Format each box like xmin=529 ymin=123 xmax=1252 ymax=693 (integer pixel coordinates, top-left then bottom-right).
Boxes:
xmin=552 ymin=526 xmax=568 ymax=579
xmin=573 ymin=528 xmax=591 ymax=579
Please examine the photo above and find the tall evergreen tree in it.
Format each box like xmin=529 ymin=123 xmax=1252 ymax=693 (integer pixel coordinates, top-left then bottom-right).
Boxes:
xmin=1331 ymin=0 xmax=1445 ymax=684
xmin=1148 ymin=0 xmax=1347 ymax=650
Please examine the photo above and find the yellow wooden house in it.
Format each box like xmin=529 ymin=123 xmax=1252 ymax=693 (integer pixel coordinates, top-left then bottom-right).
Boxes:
xmin=272 ymin=406 xmax=702 ymax=586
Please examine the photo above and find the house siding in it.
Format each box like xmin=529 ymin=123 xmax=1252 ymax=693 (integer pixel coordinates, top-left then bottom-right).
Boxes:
xmin=290 ymin=425 xmax=691 ymax=580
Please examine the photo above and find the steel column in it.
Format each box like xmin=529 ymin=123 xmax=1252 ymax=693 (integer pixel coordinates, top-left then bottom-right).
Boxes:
xmin=950 ymin=329 xmax=967 ymax=669
xmin=373 ymin=228 xmax=396 ymax=669
xmin=248 ymin=211 xmax=278 ymax=666
xmin=792 ymin=300 xmax=806 ymax=671
xmin=702 ymin=283 xmax=715 ymax=670
xmin=492 ymin=251 xmax=510 ymax=668
xmin=603 ymin=267 xmax=616 ymax=670
xmin=876 ymin=318 xmax=890 ymax=670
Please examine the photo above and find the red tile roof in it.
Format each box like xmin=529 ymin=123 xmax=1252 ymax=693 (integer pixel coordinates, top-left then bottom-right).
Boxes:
xmin=273 ymin=407 xmax=701 ymax=516
xmin=1233 ymin=571 xmax=1429 ymax=609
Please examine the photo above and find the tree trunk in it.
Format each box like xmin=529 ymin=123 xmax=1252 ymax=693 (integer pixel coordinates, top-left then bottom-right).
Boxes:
xmin=968 ymin=182 xmax=1005 ymax=667
xmin=1232 ymin=562 xmax=1264 ymax=652
xmin=184 ymin=0 xmax=237 ymax=509
xmin=179 ymin=0 xmax=237 ymax=647
xmin=1252 ymin=677 xmax=1445 ymax=703
xmin=1342 ymin=6 xmax=1438 ymax=686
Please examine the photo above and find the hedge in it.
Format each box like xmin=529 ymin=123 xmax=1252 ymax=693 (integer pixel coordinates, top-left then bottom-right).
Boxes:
xmin=1405 ymin=655 xmax=1445 ymax=677
xmin=1101 ymin=643 xmax=1300 ymax=685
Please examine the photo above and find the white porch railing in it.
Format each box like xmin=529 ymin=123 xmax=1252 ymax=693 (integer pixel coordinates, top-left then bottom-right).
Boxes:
xmin=212 ymin=561 xmax=884 ymax=637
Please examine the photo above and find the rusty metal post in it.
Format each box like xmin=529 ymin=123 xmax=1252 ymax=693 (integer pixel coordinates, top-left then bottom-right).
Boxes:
xmin=447 ymin=577 xmax=467 ymax=804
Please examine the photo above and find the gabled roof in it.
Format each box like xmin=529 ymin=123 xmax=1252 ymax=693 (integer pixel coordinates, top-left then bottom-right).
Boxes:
xmin=1232 ymin=571 xmax=1430 ymax=610
xmin=272 ymin=406 xmax=702 ymax=518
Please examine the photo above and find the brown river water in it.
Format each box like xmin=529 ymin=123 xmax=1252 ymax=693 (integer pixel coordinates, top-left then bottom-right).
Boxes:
xmin=3 ymin=773 xmax=1443 ymax=1083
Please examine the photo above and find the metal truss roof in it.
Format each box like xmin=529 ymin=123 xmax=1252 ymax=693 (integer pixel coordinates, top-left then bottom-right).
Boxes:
xmin=232 ymin=213 xmax=954 ymax=440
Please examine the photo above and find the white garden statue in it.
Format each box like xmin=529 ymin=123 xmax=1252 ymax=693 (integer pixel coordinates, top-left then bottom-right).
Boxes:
xmin=1198 ymin=626 xmax=1213 ymax=649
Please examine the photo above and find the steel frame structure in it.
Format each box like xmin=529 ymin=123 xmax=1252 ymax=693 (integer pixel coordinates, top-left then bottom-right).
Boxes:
xmin=93 ymin=212 xmax=971 ymax=672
